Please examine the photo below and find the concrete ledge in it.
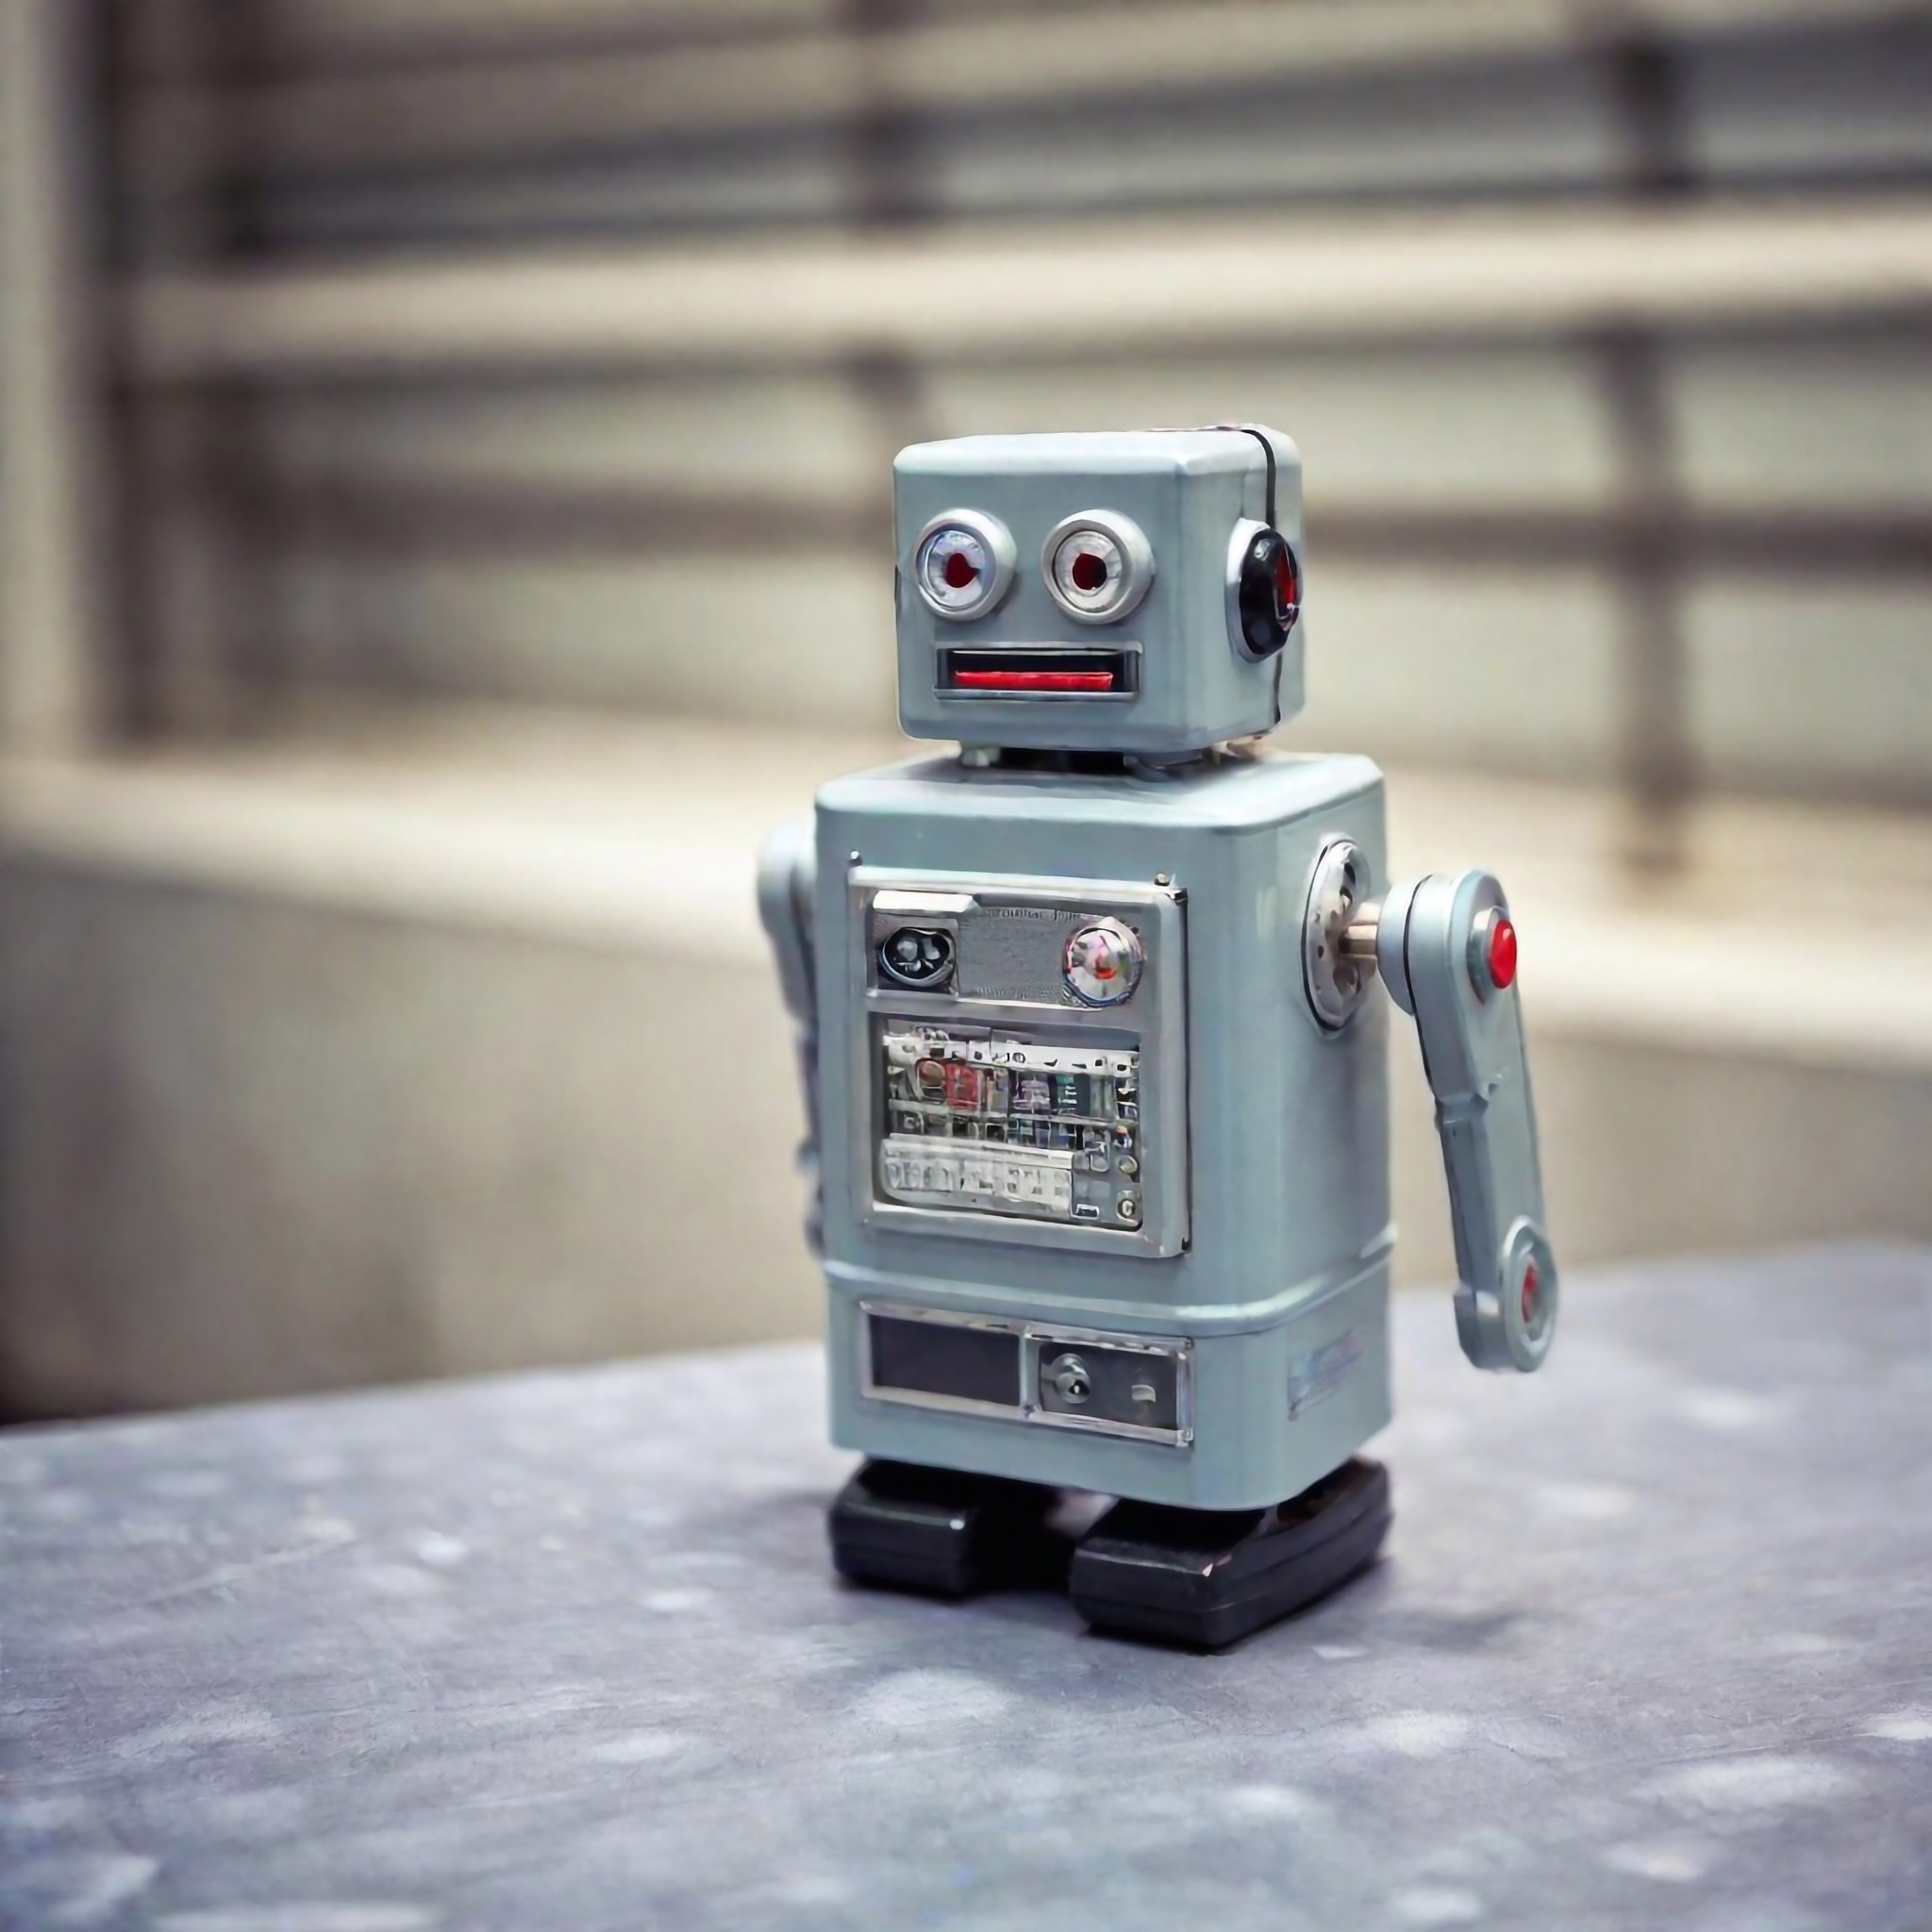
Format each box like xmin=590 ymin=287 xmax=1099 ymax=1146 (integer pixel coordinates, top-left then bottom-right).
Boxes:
xmin=6 ymin=709 xmax=1928 ymax=1066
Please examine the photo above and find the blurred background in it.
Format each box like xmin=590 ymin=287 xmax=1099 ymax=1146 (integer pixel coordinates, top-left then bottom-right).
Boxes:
xmin=1 ymin=0 xmax=1928 ymax=1420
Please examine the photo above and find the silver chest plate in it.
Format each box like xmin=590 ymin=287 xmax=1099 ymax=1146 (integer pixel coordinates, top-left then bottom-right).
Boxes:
xmin=850 ymin=869 xmax=1189 ymax=1258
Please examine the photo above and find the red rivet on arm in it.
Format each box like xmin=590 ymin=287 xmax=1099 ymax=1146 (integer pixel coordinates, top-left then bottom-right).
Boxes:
xmin=1489 ymin=916 xmax=1518 ymax=991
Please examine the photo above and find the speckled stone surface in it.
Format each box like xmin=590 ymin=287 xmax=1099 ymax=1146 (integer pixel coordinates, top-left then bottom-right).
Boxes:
xmin=3 ymin=1246 xmax=1928 ymax=1932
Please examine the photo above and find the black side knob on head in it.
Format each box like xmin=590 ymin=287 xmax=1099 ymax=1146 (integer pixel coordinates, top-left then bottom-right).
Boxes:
xmin=1237 ymin=528 xmax=1302 ymax=657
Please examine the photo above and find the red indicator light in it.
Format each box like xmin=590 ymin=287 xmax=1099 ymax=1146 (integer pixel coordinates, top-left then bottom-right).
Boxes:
xmin=1273 ymin=545 xmax=1300 ymax=618
xmin=953 ymin=669 xmax=1116 ymax=692
xmin=1521 ymin=1259 xmax=1540 ymax=1326
xmin=1070 ymin=551 xmax=1108 ymax=593
xmin=1489 ymin=916 xmax=1518 ymax=991
xmin=941 ymin=551 xmax=978 ymax=590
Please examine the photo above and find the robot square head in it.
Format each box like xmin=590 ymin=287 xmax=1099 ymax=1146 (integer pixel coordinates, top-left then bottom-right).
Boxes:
xmin=892 ymin=427 xmax=1305 ymax=758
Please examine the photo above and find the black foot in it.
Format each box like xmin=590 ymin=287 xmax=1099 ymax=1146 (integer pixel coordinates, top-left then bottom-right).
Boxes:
xmin=828 ymin=1459 xmax=1065 ymax=1600
xmin=1070 ymin=1457 xmax=1391 ymax=1651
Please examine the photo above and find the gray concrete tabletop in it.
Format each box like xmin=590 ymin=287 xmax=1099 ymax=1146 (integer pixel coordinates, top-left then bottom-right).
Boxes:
xmin=3 ymin=1245 xmax=1928 ymax=1932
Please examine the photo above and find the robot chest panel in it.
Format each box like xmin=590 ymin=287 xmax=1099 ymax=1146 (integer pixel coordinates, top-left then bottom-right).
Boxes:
xmin=847 ymin=864 xmax=1189 ymax=1261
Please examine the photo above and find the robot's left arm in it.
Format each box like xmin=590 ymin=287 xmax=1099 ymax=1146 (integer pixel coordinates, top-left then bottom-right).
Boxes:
xmin=757 ymin=818 xmax=823 ymax=1255
xmin=1348 ymin=869 xmax=1559 ymax=1374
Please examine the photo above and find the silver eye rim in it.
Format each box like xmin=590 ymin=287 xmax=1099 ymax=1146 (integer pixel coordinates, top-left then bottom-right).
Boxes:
xmin=1041 ymin=510 xmax=1155 ymax=626
xmin=912 ymin=508 xmax=1017 ymax=622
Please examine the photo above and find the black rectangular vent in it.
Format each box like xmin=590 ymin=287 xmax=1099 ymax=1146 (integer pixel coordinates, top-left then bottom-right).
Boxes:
xmin=867 ymin=1314 xmax=1020 ymax=1407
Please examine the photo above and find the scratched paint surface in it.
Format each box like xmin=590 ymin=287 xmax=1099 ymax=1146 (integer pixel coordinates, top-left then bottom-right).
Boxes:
xmin=2 ymin=1247 xmax=1928 ymax=1930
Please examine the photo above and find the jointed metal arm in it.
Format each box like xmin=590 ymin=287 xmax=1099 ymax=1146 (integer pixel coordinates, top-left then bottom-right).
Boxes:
xmin=756 ymin=817 xmax=823 ymax=1255
xmin=1344 ymin=868 xmax=1558 ymax=1374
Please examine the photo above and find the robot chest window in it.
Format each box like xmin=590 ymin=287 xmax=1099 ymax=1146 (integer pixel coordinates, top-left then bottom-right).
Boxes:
xmin=852 ymin=872 xmax=1189 ymax=1260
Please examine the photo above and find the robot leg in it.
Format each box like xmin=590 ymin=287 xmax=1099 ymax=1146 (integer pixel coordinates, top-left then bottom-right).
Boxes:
xmin=1069 ymin=1459 xmax=1392 ymax=1651
xmin=828 ymin=1459 xmax=1066 ymax=1601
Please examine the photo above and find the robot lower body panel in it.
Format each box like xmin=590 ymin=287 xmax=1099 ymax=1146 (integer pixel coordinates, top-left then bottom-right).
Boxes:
xmin=822 ymin=1259 xmax=1394 ymax=1647
xmin=824 ymin=1257 xmax=1391 ymax=1507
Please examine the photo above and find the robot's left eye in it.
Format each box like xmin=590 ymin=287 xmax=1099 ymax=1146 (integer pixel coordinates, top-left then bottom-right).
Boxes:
xmin=1042 ymin=511 xmax=1155 ymax=625
xmin=913 ymin=509 xmax=1016 ymax=621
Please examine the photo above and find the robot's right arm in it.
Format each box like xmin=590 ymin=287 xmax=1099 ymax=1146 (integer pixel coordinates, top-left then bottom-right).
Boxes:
xmin=756 ymin=817 xmax=823 ymax=1254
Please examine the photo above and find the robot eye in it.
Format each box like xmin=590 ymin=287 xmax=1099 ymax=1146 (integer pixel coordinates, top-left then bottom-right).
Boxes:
xmin=912 ymin=509 xmax=1016 ymax=621
xmin=1042 ymin=511 xmax=1155 ymax=625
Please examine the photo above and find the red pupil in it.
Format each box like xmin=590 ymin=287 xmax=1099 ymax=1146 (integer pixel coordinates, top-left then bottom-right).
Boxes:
xmin=941 ymin=550 xmax=978 ymax=590
xmin=1070 ymin=551 xmax=1108 ymax=593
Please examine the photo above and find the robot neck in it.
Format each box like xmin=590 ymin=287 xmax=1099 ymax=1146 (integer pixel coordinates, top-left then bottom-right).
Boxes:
xmin=958 ymin=741 xmax=1267 ymax=779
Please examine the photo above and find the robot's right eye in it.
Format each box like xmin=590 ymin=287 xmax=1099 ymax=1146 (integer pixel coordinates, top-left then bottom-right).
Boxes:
xmin=913 ymin=510 xmax=1016 ymax=621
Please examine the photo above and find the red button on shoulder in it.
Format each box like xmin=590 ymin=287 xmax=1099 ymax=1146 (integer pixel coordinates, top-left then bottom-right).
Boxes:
xmin=1489 ymin=915 xmax=1518 ymax=991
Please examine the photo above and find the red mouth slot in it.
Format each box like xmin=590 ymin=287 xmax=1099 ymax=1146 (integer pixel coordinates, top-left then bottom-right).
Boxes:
xmin=939 ymin=647 xmax=1137 ymax=696
xmin=952 ymin=668 xmax=1116 ymax=692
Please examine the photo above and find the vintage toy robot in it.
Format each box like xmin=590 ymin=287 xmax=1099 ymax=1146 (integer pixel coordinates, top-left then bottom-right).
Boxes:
xmin=759 ymin=426 xmax=1557 ymax=1648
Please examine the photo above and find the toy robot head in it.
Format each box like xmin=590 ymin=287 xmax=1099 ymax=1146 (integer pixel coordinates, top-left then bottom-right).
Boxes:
xmin=892 ymin=426 xmax=1305 ymax=758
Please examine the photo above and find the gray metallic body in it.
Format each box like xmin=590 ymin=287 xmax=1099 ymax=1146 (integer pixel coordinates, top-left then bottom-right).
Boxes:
xmin=810 ymin=749 xmax=1392 ymax=1511
xmin=757 ymin=424 xmax=1557 ymax=1522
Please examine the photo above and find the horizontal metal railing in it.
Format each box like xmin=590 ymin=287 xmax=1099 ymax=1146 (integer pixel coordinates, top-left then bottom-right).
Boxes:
xmin=121 ymin=200 xmax=1932 ymax=378
xmin=128 ymin=0 xmax=1916 ymax=78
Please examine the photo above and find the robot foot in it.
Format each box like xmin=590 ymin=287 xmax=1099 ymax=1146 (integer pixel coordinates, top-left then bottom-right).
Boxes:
xmin=1070 ymin=1457 xmax=1391 ymax=1652
xmin=828 ymin=1458 xmax=1066 ymax=1601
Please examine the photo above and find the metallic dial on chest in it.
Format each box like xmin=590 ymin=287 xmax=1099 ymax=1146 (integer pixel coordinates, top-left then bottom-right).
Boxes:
xmin=1062 ymin=918 xmax=1143 ymax=1007
xmin=877 ymin=924 xmax=955 ymax=989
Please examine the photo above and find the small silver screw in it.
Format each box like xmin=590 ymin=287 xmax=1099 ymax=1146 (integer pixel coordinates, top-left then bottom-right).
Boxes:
xmin=1117 ymin=1193 xmax=1141 ymax=1223
xmin=1155 ymin=873 xmax=1173 ymax=887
